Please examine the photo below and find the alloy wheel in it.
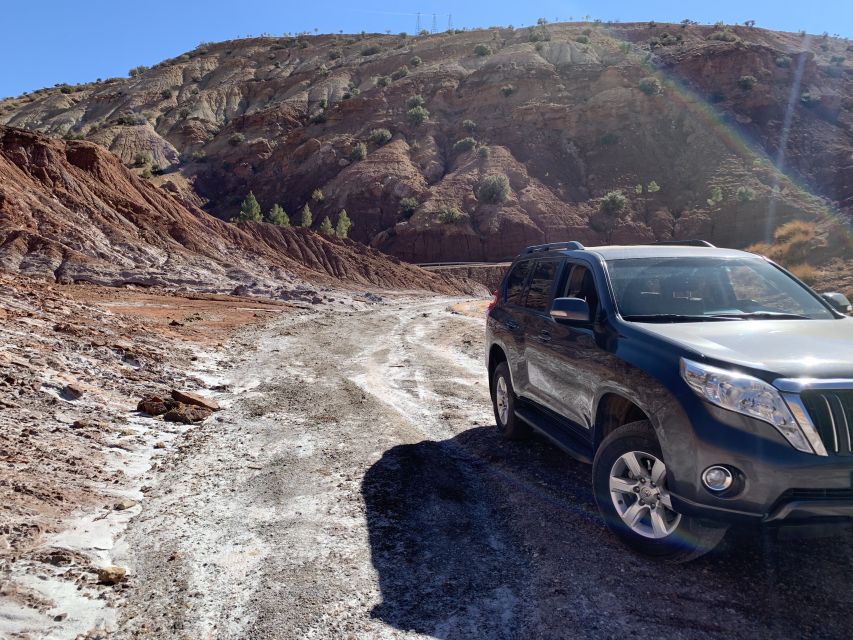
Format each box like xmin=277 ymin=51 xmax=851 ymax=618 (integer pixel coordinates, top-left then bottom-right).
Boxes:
xmin=609 ymin=450 xmax=681 ymax=539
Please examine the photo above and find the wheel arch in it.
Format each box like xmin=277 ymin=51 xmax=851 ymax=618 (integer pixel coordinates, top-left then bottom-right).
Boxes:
xmin=488 ymin=343 xmax=508 ymax=383
xmin=593 ymin=391 xmax=652 ymax=451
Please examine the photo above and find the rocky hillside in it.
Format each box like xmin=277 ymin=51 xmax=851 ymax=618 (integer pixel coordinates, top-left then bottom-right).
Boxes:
xmin=1 ymin=21 xmax=851 ymax=263
xmin=0 ymin=126 xmax=477 ymax=295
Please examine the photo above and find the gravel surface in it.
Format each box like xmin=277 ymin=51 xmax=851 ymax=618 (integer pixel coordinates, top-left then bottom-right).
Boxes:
xmin=114 ymin=297 xmax=853 ymax=640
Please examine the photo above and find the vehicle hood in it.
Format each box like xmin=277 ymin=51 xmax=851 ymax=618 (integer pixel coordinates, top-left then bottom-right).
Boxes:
xmin=633 ymin=318 xmax=853 ymax=379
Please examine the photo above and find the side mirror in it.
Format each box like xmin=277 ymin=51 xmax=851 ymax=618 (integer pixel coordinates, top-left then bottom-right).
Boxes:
xmin=822 ymin=292 xmax=852 ymax=314
xmin=550 ymin=297 xmax=591 ymax=324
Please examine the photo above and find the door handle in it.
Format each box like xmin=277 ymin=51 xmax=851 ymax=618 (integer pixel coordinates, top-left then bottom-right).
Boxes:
xmin=539 ymin=329 xmax=551 ymax=342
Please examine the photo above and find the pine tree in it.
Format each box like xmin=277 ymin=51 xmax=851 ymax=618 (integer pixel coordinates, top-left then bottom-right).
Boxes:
xmin=335 ymin=209 xmax=352 ymax=238
xmin=319 ymin=215 xmax=334 ymax=235
xmin=267 ymin=203 xmax=289 ymax=226
xmin=300 ymin=204 xmax=312 ymax=228
xmin=237 ymin=191 xmax=262 ymax=222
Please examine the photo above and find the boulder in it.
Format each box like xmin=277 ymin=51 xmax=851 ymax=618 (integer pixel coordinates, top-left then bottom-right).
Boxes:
xmin=163 ymin=404 xmax=212 ymax=424
xmin=97 ymin=566 xmax=127 ymax=585
xmin=171 ymin=390 xmax=220 ymax=411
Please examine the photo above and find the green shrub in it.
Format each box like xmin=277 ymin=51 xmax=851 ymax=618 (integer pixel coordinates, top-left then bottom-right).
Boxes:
xmin=775 ymin=55 xmax=792 ymax=68
xmin=477 ymin=174 xmax=510 ymax=204
xmin=600 ymin=190 xmax=627 ymax=215
xmin=237 ymin=191 xmax=263 ymax=222
xmin=706 ymin=186 xmax=723 ymax=207
xmin=391 ymin=66 xmax=409 ymax=81
xmin=312 ymin=188 xmax=324 ymax=202
xmin=300 ymin=204 xmax=312 ymax=228
xmin=478 ymin=146 xmax=491 ymax=159
xmin=377 ymin=76 xmax=391 ymax=87
xmin=399 ymin=197 xmax=419 ymax=217
xmin=462 ymin=119 xmax=477 ymax=133
xmin=500 ymin=85 xmax=515 ymax=97
xmin=161 ymin=89 xmax=173 ymax=100
xmin=407 ymin=105 xmax=430 ymax=126
xmin=228 ymin=133 xmax=246 ymax=146
xmin=474 ymin=44 xmax=492 ymax=56
xmin=128 ymin=65 xmax=149 ymax=77
xmin=736 ymin=186 xmax=756 ymax=203
xmin=831 ymin=55 xmax=846 ymax=65
xmin=318 ymin=215 xmax=334 ymax=235
xmin=351 ymin=142 xmax=367 ymax=160
xmin=140 ymin=167 xmax=152 ymax=179
xmin=267 ymin=203 xmax=290 ymax=226
xmin=707 ymin=30 xmax=739 ymax=42
xmin=406 ymin=95 xmax=425 ymax=109
xmin=58 ymin=84 xmax=73 ymax=94
xmin=328 ymin=49 xmax=342 ymax=60
xmin=437 ymin=206 xmax=465 ymax=223
xmin=738 ymin=75 xmax=757 ymax=90
xmin=528 ymin=28 xmax=551 ymax=42
xmin=639 ymin=77 xmax=662 ymax=95
xmin=190 ymin=150 xmax=207 ymax=163
xmin=318 ymin=98 xmax=328 ymax=109
xmin=133 ymin=152 xmax=151 ymax=167
xmin=361 ymin=45 xmax=382 ymax=56
xmin=369 ymin=128 xmax=392 ymax=145
xmin=575 ymin=35 xmax=589 ymax=44
xmin=453 ymin=137 xmax=477 ymax=153
xmin=115 ymin=113 xmax=147 ymax=126
xmin=410 ymin=56 xmax=422 ymax=67
xmin=335 ymin=209 xmax=352 ymax=238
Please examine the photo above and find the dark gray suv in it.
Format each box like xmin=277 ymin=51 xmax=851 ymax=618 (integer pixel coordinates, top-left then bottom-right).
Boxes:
xmin=486 ymin=241 xmax=853 ymax=562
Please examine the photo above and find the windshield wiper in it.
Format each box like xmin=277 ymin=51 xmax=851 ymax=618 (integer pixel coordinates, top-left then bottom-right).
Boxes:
xmin=706 ymin=312 xmax=810 ymax=320
xmin=621 ymin=314 xmax=738 ymax=323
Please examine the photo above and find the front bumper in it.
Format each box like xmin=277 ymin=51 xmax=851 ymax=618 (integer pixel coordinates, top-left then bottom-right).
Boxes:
xmin=659 ymin=396 xmax=853 ymax=526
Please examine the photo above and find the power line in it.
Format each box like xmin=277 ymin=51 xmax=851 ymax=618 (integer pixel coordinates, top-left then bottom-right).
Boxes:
xmin=431 ymin=13 xmax=437 ymax=34
xmin=448 ymin=13 xmax=453 ymax=31
xmin=416 ymin=12 xmax=421 ymax=33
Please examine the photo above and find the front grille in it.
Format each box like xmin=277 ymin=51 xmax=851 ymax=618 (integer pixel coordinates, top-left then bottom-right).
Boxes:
xmin=801 ymin=390 xmax=853 ymax=455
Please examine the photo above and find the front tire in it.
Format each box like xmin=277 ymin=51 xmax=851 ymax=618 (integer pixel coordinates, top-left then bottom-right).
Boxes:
xmin=592 ymin=420 xmax=727 ymax=563
xmin=490 ymin=362 xmax=530 ymax=440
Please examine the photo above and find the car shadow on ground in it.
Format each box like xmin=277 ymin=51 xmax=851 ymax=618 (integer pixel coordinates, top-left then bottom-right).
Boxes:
xmin=362 ymin=425 xmax=853 ymax=640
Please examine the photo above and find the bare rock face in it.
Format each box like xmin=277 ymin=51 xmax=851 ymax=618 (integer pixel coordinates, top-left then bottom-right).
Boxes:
xmin=0 ymin=126 xmax=479 ymax=295
xmin=1 ymin=23 xmax=848 ymax=263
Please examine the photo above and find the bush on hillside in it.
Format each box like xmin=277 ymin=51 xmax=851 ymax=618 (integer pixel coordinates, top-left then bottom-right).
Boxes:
xmin=639 ymin=77 xmax=662 ymax=95
xmin=406 ymin=95 xmax=425 ymax=109
xmin=228 ymin=133 xmax=246 ymax=146
xmin=407 ymin=105 xmax=430 ymax=126
xmin=453 ymin=137 xmax=477 ymax=153
xmin=351 ymin=142 xmax=367 ymax=160
xmin=738 ymin=75 xmax=757 ymax=90
xmin=369 ymin=128 xmax=392 ymax=145
xmin=474 ymin=44 xmax=492 ymax=56
xmin=410 ymin=56 xmax=422 ymax=67
xmin=399 ymin=197 xmax=419 ymax=218
xmin=600 ymin=190 xmax=627 ymax=215
xmin=477 ymin=174 xmax=510 ymax=204
xmin=391 ymin=66 xmax=409 ymax=81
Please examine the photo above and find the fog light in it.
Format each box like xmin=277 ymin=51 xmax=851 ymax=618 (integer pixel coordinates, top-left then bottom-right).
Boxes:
xmin=702 ymin=466 xmax=733 ymax=492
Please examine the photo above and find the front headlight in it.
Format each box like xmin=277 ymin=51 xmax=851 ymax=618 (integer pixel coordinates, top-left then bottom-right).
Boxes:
xmin=680 ymin=358 xmax=813 ymax=453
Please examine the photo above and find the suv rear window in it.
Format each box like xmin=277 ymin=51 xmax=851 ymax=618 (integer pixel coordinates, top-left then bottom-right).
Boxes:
xmin=525 ymin=260 xmax=559 ymax=311
xmin=504 ymin=260 xmax=532 ymax=305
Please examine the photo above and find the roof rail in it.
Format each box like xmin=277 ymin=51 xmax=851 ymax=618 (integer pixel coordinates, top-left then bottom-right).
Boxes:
xmin=651 ymin=240 xmax=716 ymax=248
xmin=524 ymin=241 xmax=586 ymax=254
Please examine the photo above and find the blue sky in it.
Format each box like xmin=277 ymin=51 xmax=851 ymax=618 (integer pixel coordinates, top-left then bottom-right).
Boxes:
xmin=2 ymin=0 xmax=851 ymax=97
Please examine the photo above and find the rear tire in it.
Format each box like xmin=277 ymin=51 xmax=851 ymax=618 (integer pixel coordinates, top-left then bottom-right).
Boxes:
xmin=490 ymin=362 xmax=530 ymax=440
xmin=592 ymin=420 xmax=727 ymax=563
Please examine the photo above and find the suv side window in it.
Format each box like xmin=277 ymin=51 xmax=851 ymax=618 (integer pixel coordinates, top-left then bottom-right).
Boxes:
xmin=524 ymin=260 xmax=559 ymax=312
xmin=504 ymin=260 xmax=532 ymax=305
xmin=563 ymin=264 xmax=600 ymax=315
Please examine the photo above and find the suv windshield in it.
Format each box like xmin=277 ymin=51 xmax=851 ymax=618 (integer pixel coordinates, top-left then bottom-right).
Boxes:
xmin=606 ymin=257 xmax=834 ymax=321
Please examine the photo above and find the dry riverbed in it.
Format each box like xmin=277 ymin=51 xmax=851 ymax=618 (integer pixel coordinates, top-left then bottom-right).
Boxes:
xmin=5 ymin=287 xmax=853 ymax=639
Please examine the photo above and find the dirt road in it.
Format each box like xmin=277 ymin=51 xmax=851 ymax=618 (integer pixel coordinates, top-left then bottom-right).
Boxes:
xmin=114 ymin=297 xmax=853 ymax=640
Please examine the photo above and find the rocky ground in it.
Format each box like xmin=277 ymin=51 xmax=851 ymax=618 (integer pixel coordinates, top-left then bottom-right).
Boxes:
xmin=6 ymin=287 xmax=851 ymax=639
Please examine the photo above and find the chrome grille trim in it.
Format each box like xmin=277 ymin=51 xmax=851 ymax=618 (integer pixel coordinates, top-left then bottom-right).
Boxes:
xmin=781 ymin=392 xmax=828 ymax=456
xmin=821 ymin=394 xmax=839 ymax=453
xmin=774 ymin=378 xmax=853 ymax=393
